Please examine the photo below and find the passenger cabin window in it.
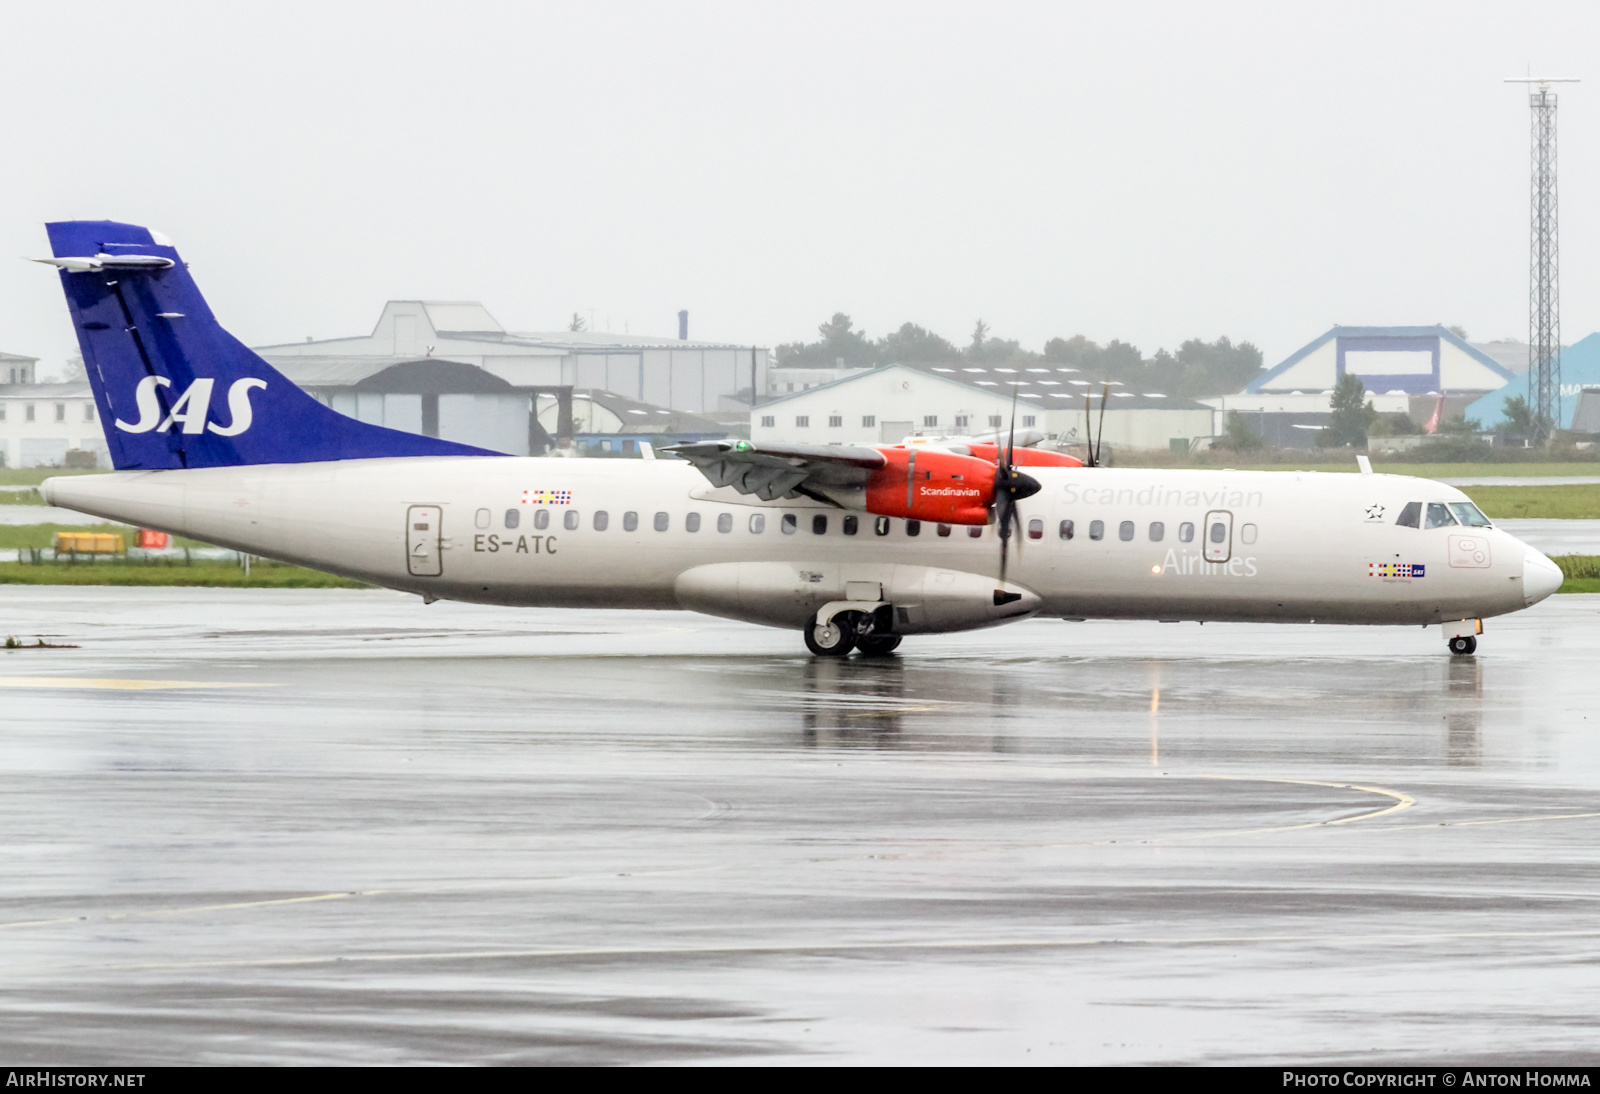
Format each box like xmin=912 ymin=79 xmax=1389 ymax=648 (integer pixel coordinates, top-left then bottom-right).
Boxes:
xmin=1395 ymin=502 xmax=1422 ymax=529
xmin=1119 ymin=521 xmax=1135 ymax=542
xmin=1450 ymin=502 xmax=1492 ymax=527
xmin=937 ymin=523 xmax=951 ymax=537
xmin=1149 ymin=521 xmax=1164 ymax=542
xmin=1210 ymin=521 xmax=1227 ymax=543
xmin=475 ymin=508 xmax=490 ymax=529
xmin=749 ymin=513 xmax=766 ymax=533
xmin=534 ymin=509 xmax=550 ymax=530
xmin=623 ymin=511 xmax=638 ymax=531
xmin=593 ymin=511 xmax=609 ymax=531
xmin=1089 ymin=520 xmax=1105 ymax=541
xmin=875 ymin=516 xmax=891 ymax=536
xmin=564 ymin=510 xmax=580 ymax=531
xmin=1240 ymin=523 xmax=1258 ymax=544
xmin=1179 ymin=522 xmax=1194 ymax=542
xmin=504 ymin=509 xmax=520 ymax=530
xmin=1059 ymin=520 xmax=1074 ymax=540
xmin=717 ymin=513 xmax=732 ymax=533
xmin=1027 ymin=518 xmax=1043 ymax=540
xmin=781 ymin=513 xmax=798 ymax=534
xmin=686 ymin=512 xmax=701 ymax=532
xmin=654 ymin=512 xmax=669 ymax=532
xmin=968 ymin=526 xmax=983 ymax=538
xmin=843 ymin=515 xmax=858 ymax=535
xmin=906 ymin=519 xmax=921 ymax=536
xmin=813 ymin=515 xmax=828 ymax=534
xmin=1424 ymin=502 xmax=1458 ymax=529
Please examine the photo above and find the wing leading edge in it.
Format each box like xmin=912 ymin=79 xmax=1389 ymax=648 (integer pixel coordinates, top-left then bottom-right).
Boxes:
xmin=664 ymin=440 xmax=886 ymax=503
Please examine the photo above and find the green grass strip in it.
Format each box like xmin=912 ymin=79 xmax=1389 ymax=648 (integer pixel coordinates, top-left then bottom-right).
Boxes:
xmin=1459 ymin=484 xmax=1600 ymax=520
xmin=0 ymin=560 xmax=369 ymax=587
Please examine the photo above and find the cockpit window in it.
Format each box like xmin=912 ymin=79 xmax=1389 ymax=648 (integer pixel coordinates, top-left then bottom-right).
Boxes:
xmin=1424 ymin=502 xmax=1458 ymax=529
xmin=1395 ymin=502 xmax=1422 ymax=529
xmin=1450 ymin=502 xmax=1492 ymax=527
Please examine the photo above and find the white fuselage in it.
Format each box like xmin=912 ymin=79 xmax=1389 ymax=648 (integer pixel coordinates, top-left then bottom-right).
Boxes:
xmin=42 ymin=459 xmax=1558 ymax=633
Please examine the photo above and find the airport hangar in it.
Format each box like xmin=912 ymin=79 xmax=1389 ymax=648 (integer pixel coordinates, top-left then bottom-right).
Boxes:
xmin=1205 ymin=325 xmax=1517 ymax=446
xmin=257 ymin=301 xmax=765 ymax=454
xmin=0 ymin=302 xmax=753 ymax=467
xmin=750 ymin=362 xmax=1213 ymax=451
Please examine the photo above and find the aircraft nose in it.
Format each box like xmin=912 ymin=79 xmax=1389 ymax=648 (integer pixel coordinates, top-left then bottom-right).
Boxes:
xmin=1523 ymin=547 xmax=1564 ymax=606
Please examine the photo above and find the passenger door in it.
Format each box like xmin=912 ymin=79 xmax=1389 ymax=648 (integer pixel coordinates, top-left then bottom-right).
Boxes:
xmin=407 ymin=505 xmax=443 ymax=576
xmin=1203 ymin=509 xmax=1233 ymax=563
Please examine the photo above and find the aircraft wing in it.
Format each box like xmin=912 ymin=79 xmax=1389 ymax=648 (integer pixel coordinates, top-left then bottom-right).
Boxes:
xmin=663 ymin=440 xmax=886 ymax=502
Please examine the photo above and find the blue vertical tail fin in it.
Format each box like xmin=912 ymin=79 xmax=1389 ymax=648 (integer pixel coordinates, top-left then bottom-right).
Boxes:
xmin=43 ymin=220 xmax=502 ymax=470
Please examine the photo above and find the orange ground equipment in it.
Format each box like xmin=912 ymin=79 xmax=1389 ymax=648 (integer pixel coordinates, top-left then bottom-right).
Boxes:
xmin=53 ymin=532 xmax=124 ymax=554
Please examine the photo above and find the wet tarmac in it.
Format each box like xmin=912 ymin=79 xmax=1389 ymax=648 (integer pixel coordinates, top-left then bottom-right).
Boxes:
xmin=0 ymin=587 xmax=1598 ymax=1065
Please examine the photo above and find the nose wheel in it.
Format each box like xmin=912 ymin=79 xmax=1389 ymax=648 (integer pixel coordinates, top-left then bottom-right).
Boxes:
xmin=1448 ymin=635 xmax=1477 ymax=656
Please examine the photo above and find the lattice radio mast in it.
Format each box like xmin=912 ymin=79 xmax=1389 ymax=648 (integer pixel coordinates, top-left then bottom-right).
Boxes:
xmin=1507 ymin=77 xmax=1578 ymax=440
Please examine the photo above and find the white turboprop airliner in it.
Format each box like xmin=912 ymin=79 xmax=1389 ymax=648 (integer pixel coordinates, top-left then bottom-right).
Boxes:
xmin=34 ymin=221 xmax=1564 ymax=657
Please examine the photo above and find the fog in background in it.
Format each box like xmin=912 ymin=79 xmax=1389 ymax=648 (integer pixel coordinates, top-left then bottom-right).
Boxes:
xmin=0 ymin=1 xmax=1595 ymax=376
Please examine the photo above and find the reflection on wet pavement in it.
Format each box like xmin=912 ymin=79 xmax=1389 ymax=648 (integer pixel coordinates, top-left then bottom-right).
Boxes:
xmin=0 ymin=587 xmax=1597 ymax=1064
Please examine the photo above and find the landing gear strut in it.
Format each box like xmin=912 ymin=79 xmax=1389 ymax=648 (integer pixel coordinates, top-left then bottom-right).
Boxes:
xmin=1448 ymin=635 xmax=1477 ymax=656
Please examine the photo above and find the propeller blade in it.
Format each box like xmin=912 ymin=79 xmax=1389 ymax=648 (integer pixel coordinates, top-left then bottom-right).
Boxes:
xmin=990 ymin=384 xmax=1041 ymax=605
xmin=1083 ymin=387 xmax=1095 ymax=467
xmin=1094 ymin=381 xmax=1110 ymax=466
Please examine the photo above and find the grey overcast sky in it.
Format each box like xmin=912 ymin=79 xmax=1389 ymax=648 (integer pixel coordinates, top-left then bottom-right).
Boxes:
xmin=0 ymin=1 xmax=1595 ymax=374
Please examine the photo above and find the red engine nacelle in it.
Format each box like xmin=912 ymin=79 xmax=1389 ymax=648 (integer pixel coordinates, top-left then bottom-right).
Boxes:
xmin=865 ymin=447 xmax=995 ymax=525
xmin=961 ymin=442 xmax=1083 ymax=468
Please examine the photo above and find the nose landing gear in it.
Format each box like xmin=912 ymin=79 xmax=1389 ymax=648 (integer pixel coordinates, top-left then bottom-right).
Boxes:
xmin=1442 ymin=618 xmax=1482 ymax=656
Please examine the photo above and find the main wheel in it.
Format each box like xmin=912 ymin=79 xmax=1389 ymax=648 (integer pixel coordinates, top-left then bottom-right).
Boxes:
xmin=1448 ymin=635 xmax=1477 ymax=656
xmin=856 ymin=634 xmax=902 ymax=656
xmin=805 ymin=616 xmax=856 ymax=656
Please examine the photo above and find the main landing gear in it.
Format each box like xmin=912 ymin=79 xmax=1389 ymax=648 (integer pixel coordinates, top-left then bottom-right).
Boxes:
xmin=1442 ymin=619 xmax=1482 ymax=657
xmin=804 ymin=609 xmax=902 ymax=657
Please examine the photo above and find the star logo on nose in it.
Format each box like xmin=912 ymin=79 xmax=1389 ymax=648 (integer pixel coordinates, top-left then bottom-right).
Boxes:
xmin=1365 ymin=505 xmax=1386 ymax=521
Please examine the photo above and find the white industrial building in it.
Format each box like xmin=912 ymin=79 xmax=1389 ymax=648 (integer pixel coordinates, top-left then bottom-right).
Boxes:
xmin=0 ymin=381 xmax=103 ymax=469
xmin=1 ymin=352 xmax=37 ymax=386
xmin=258 ymin=301 xmax=770 ymax=418
xmin=751 ymin=363 xmax=1213 ymax=451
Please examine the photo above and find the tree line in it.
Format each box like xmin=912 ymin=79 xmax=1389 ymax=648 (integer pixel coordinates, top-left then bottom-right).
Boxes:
xmin=777 ymin=313 xmax=1264 ymax=398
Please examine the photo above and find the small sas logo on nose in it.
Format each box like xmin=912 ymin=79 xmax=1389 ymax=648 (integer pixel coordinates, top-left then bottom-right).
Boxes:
xmin=1370 ymin=562 xmax=1425 ymax=578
